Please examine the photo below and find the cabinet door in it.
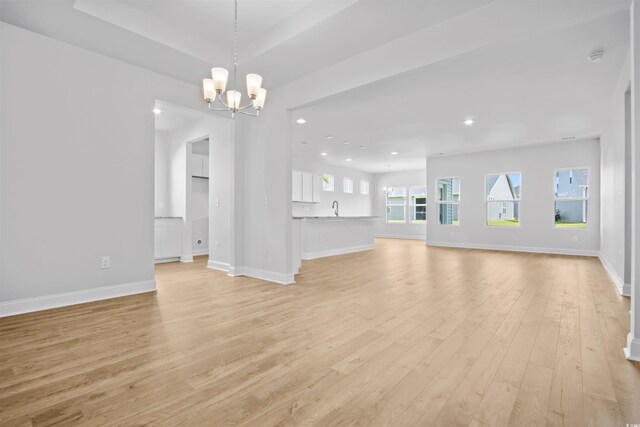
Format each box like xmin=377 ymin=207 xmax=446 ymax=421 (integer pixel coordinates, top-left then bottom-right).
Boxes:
xmin=191 ymin=155 xmax=204 ymax=177
xmin=312 ymin=175 xmax=323 ymax=203
xmin=201 ymin=156 xmax=209 ymax=178
xmin=302 ymin=172 xmax=313 ymax=202
xmin=292 ymin=170 xmax=303 ymax=202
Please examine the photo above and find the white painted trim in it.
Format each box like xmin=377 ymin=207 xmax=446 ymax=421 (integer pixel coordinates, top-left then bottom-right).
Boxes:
xmin=375 ymin=234 xmax=425 ymax=241
xmin=192 ymin=248 xmax=209 ymax=256
xmin=598 ymin=254 xmax=631 ymax=296
xmin=207 ymin=260 xmax=230 ymax=272
xmin=228 ymin=266 xmax=295 ymax=285
xmin=624 ymin=334 xmax=640 ymax=362
xmin=426 ymin=241 xmax=599 ymax=257
xmin=302 ymin=244 xmax=375 ymax=260
xmin=0 ymin=280 xmax=156 ymax=318
xmin=154 ymin=257 xmax=180 ymax=264
xmin=179 ymin=255 xmax=194 ymax=263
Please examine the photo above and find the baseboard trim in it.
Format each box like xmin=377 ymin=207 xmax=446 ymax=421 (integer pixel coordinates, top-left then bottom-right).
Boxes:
xmin=598 ymin=254 xmax=631 ymax=297
xmin=0 ymin=280 xmax=157 ymax=318
xmin=426 ymin=241 xmax=599 ymax=257
xmin=154 ymin=257 xmax=180 ymax=264
xmin=207 ymin=260 xmax=230 ymax=273
xmin=624 ymin=334 xmax=640 ymax=362
xmin=302 ymin=244 xmax=375 ymax=260
xmin=375 ymin=234 xmax=425 ymax=241
xmin=227 ymin=266 xmax=295 ymax=285
xmin=192 ymin=248 xmax=209 ymax=256
xmin=179 ymin=255 xmax=194 ymax=263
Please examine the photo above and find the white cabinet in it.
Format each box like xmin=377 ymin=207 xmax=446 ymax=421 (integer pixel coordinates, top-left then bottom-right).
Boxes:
xmin=312 ymin=174 xmax=323 ymax=202
xmin=292 ymin=170 xmax=303 ymax=202
xmin=292 ymin=170 xmax=322 ymax=203
xmin=155 ymin=218 xmax=182 ymax=261
xmin=192 ymin=154 xmax=209 ymax=178
xmin=302 ymin=172 xmax=313 ymax=202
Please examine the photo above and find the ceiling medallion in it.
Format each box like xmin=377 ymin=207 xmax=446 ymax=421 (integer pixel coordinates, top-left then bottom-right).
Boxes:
xmin=201 ymin=0 xmax=266 ymax=117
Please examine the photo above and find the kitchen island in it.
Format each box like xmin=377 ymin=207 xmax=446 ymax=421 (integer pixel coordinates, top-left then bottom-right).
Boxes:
xmin=292 ymin=216 xmax=377 ymax=274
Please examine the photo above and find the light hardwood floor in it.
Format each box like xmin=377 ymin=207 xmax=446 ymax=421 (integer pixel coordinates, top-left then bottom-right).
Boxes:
xmin=1 ymin=238 xmax=639 ymax=426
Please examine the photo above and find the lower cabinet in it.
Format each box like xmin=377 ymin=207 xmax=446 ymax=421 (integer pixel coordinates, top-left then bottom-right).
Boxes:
xmin=154 ymin=218 xmax=182 ymax=262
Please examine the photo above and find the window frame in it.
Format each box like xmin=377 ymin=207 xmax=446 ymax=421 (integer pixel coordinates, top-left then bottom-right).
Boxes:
xmin=360 ymin=179 xmax=370 ymax=195
xmin=343 ymin=176 xmax=354 ymax=194
xmin=553 ymin=167 xmax=590 ymax=230
xmin=409 ymin=185 xmax=427 ymax=223
xmin=436 ymin=177 xmax=461 ymax=226
xmin=385 ymin=186 xmax=407 ymax=223
xmin=484 ymin=171 xmax=522 ymax=228
xmin=322 ymin=174 xmax=334 ymax=192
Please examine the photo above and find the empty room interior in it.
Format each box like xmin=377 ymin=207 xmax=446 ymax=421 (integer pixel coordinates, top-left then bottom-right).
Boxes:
xmin=2 ymin=0 xmax=640 ymax=425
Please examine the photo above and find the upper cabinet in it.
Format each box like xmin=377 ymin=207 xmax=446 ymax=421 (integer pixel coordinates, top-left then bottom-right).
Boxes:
xmin=192 ymin=154 xmax=209 ymax=178
xmin=292 ymin=170 xmax=322 ymax=203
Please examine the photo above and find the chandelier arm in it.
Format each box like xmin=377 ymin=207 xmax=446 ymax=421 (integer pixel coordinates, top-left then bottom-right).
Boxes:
xmin=237 ymin=109 xmax=259 ymax=117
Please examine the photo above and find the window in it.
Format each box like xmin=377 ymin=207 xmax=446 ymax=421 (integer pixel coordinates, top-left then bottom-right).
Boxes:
xmin=437 ymin=178 xmax=460 ymax=225
xmin=410 ymin=185 xmax=427 ymax=222
xmin=360 ymin=180 xmax=370 ymax=195
xmin=322 ymin=174 xmax=334 ymax=192
xmin=485 ymin=173 xmax=521 ymax=226
xmin=343 ymin=177 xmax=354 ymax=193
xmin=386 ymin=187 xmax=406 ymax=222
xmin=554 ymin=168 xmax=588 ymax=228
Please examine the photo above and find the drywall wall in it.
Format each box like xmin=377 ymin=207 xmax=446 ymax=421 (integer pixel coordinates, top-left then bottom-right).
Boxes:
xmin=154 ymin=130 xmax=172 ymax=218
xmin=426 ymin=140 xmax=601 ymax=255
xmin=0 ymin=23 xmax=233 ymax=314
xmin=372 ymin=169 xmax=427 ymax=240
xmin=600 ymin=53 xmax=631 ymax=294
xmin=291 ymin=156 xmax=373 ymax=217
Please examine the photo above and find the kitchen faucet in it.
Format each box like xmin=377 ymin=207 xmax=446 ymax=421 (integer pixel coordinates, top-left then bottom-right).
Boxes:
xmin=332 ymin=200 xmax=339 ymax=216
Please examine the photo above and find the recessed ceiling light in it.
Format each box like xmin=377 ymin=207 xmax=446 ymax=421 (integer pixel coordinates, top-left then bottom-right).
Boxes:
xmin=153 ymin=107 xmax=162 ymax=114
xmin=391 ymin=151 xmax=398 ymax=155
xmin=438 ymin=152 xmax=445 ymax=156
xmin=561 ymin=136 xmax=576 ymax=141
xmin=587 ymin=51 xmax=605 ymax=63
xmin=300 ymin=141 xmax=308 ymax=144
xmin=359 ymin=145 xmax=366 ymax=149
xmin=464 ymin=119 xmax=474 ymax=126
xmin=296 ymin=118 xmax=306 ymax=124
xmin=325 ymin=135 xmax=333 ymax=139
xmin=346 ymin=158 xmax=352 ymax=162
xmin=343 ymin=140 xmax=350 ymax=144
xmin=320 ymin=152 xmax=328 ymax=156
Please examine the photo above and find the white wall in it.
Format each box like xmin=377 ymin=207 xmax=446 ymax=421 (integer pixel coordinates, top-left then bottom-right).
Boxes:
xmin=372 ymin=169 xmax=427 ymax=240
xmin=154 ymin=130 xmax=172 ymax=217
xmin=426 ymin=140 xmax=601 ymax=255
xmin=0 ymin=23 xmax=233 ymax=314
xmin=191 ymin=177 xmax=209 ymax=253
xmin=292 ymin=156 xmax=373 ymax=217
xmin=600 ymin=54 xmax=632 ymax=294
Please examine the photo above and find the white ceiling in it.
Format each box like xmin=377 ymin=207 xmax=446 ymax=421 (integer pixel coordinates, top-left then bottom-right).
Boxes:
xmin=0 ymin=0 xmax=631 ymax=173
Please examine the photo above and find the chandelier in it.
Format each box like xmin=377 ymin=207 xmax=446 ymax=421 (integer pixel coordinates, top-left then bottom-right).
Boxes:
xmin=201 ymin=0 xmax=266 ymax=117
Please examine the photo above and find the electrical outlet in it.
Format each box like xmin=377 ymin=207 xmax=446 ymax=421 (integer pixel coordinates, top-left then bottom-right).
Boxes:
xmin=215 ymin=241 xmax=220 ymax=250
xmin=101 ymin=256 xmax=111 ymax=269
xmin=319 ymin=233 xmax=324 ymax=242
xmin=263 ymin=248 xmax=269 ymax=258
xmin=572 ymin=235 xmax=579 ymax=242
xmin=264 ymin=195 xmax=268 ymax=205
xmin=159 ymin=201 xmax=164 ymax=209
xmin=215 ymin=198 xmax=219 ymax=207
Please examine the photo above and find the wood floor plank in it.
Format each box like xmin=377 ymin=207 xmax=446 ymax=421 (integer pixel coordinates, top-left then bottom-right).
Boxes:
xmin=0 ymin=240 xmax=637 ymax=426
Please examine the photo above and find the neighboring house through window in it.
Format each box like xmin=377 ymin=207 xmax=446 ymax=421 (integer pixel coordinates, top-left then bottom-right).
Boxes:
xmin=437 ymin=177 xmax=460 ymax=225
xmin=386 ymin=187 xmax=406 ymax=222
xmin=486 ymin=173 xmax=521 ymax=226
xmin=554 ymin=168 xmax=588 ymax=228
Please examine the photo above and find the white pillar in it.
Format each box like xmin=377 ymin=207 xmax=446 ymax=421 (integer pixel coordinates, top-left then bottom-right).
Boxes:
xmin=626 ymin=0 xmax=640 ymax=361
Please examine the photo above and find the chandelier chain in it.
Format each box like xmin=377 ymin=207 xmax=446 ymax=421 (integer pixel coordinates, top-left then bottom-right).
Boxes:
xmin=233 ymin=0 xmax=238 ymax=94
